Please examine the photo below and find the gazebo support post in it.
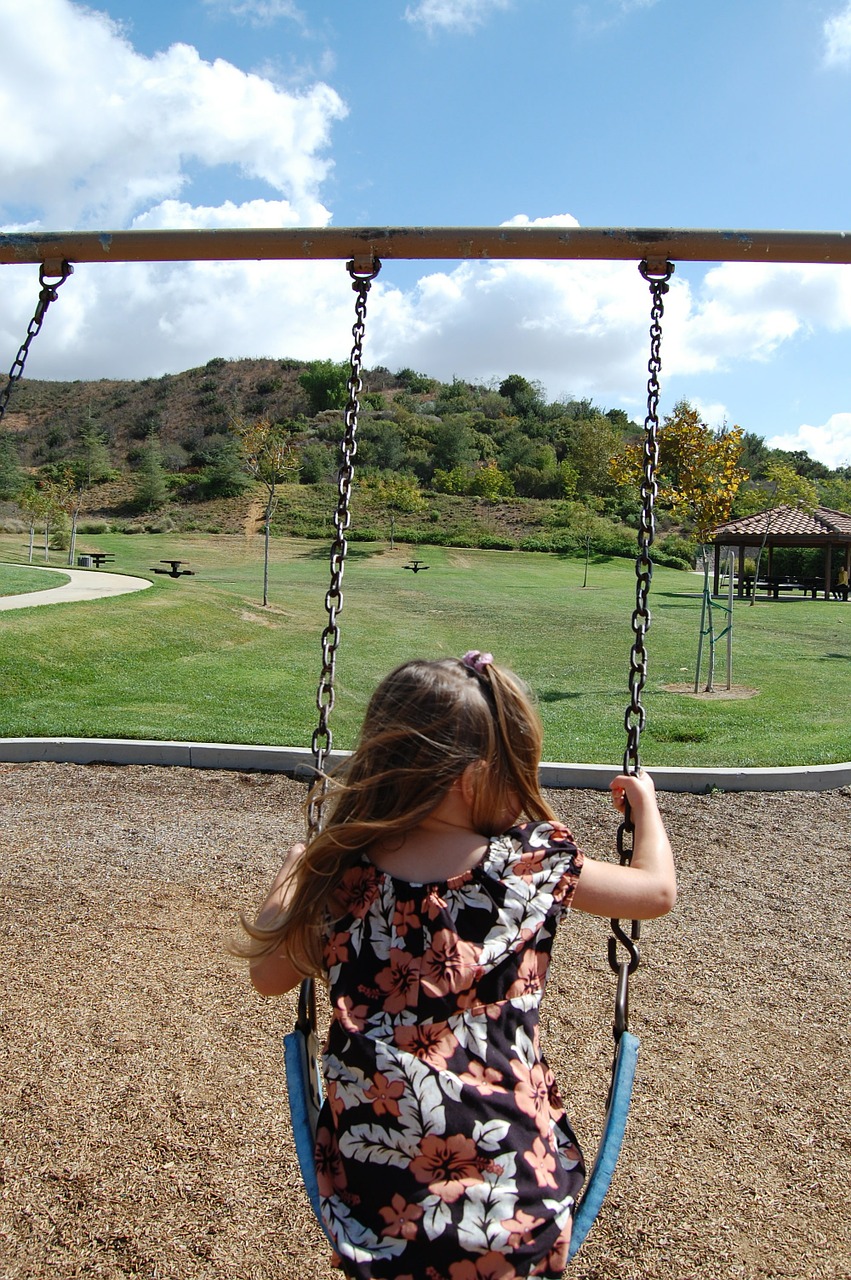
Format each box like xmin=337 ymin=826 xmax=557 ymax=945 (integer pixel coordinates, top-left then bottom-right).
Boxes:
xmin=713 ymin=544 xmax=721 ymax=596
xmin=824 ymin=545 xmax=832 ymax=599
xmin=726 ymin=556 xmax=734 ymax=689
xmin=738 ymin=545 xmax=746 ymax=599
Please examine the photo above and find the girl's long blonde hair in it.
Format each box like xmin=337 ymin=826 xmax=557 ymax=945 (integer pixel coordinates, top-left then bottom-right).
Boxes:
xmin=239 ymin=656 xmax=556 ymax=976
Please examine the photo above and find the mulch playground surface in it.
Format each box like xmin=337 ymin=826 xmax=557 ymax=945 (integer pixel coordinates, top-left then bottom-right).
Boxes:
xmin=1 ymin=762 xmax=849 ymax=1280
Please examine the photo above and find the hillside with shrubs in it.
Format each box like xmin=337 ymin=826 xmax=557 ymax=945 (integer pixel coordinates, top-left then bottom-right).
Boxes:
xmin=1 ymin=356 xmax=849 ymax=569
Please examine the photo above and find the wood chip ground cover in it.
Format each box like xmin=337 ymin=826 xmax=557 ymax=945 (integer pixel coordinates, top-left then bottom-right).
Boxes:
xmin=1 ymin=764 xmax=848 ymax=1280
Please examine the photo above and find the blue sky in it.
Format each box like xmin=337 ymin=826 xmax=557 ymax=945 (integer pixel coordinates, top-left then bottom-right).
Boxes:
xmin=2 ymin=0 xmax=851 ymax=465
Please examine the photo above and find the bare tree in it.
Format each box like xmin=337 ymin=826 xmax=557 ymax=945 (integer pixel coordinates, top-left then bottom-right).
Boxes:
xmin=231 ymin=417 xmax=298 ymax=607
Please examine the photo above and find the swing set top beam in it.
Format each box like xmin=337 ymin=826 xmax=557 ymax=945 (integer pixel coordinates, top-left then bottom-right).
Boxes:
xmin=0 ymin=225 xmax=850 ymax=269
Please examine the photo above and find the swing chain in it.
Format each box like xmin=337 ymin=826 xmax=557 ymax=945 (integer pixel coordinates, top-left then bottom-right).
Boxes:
xmin=308 ymin=257 xmax=381 ymax=833
xmin=609 ymin=259 xmax=674 ymax=1025
xmin=0 ymin=261 xmax=74 ymax=426
xmin=623 ymin=259 xmax=673 ymax=776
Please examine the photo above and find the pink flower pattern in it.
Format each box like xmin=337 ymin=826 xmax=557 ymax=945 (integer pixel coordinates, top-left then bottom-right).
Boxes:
xmin=317 ymin=823 xmax=584 ymax=1280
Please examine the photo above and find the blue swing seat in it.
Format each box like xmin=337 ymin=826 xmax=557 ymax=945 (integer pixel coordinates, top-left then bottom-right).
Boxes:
xmin=567 ymin=1029 xmax=640 ymax=1260
xmin=283 ymin=977 xmax=336 ymax=1245
xmin=284 ymin=980 xmax=640 ymax=1263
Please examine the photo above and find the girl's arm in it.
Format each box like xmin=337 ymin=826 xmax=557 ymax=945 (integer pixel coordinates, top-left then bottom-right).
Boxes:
xmin=248 ymin=843 xmax=307 ymax=997
xmin=571 ymin=771 xmax=677 ymax=921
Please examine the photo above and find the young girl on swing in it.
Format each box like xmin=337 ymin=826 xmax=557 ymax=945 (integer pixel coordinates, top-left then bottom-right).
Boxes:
xmin=240 ymin=653 xmax=675 ymax=1280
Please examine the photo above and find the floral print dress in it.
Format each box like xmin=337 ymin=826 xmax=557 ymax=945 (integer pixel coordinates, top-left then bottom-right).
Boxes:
xmin=315 ymin=821 xmax=586 ymax=1280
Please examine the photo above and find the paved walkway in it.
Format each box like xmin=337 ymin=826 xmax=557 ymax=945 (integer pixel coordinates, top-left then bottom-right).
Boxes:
xmin=0 ymin=563 xmax=152 ymax=611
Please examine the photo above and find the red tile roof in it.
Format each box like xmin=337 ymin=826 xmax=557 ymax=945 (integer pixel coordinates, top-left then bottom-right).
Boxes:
xmin=712 ymin=505 xmax=851 ymax=540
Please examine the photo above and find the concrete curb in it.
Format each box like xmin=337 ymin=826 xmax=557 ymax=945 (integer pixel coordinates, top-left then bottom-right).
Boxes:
xmin=1 ymin=737 xmax=849 ymax=793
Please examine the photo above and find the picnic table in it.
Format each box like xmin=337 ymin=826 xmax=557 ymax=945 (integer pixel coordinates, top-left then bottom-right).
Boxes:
xmin=78 ymin=552 xmax=115 ymax=569
xmin=740 ymin=576 xmax=820 ymax=599
xmin=152 ymin=559 xmax=195 ymax=579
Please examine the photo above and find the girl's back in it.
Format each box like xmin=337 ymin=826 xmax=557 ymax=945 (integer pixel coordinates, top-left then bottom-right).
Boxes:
xmin=319 ymin=820 xmax=585 ymax=1280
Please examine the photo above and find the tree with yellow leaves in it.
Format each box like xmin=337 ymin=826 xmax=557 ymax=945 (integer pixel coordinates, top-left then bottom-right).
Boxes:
xmin=358 ymin=472 xmax=427 ymax=549
xmin=611 ymin=400 xmax=749 ymax=691
xmin=611 ymin=400 xmax=748 ymax=540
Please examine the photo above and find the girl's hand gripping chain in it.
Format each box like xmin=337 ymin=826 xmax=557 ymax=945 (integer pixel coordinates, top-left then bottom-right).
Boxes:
xmin=571 ymin=769 xmax=676 ymax=923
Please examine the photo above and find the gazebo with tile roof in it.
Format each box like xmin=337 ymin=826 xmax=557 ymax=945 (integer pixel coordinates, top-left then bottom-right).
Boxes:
xmin=709 ymin=505 xmax=851 ymax=599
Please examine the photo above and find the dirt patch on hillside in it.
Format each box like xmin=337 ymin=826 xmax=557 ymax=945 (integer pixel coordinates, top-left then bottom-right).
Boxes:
xmin=1 ymin=763 xmax=848 ymax=1280
xmin=243 ymin=495 xmax=265 ymax=538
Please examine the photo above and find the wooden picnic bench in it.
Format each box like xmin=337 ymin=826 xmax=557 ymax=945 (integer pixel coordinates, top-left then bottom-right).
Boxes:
xmin=740 ymin=577 xmax=821 ymax=599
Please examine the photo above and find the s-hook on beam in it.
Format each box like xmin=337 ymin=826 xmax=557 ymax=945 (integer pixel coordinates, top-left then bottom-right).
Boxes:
xmin=0 ymin=226 xmax=850 ymax=269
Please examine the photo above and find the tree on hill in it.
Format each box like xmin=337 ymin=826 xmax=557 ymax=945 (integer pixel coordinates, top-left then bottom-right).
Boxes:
xmin=298 ymin=360 xmax=349 ymax=414
xmin=816 ymin=474 xmax=851 ymax=513
xmin=75 ymin=414 xmax=113 ymax=487
xmin=468 ymin=460 xmax=514 ymax=501
xmin=430 ymin=418 xmax=478 ymax=476
xmin=132 ymin=440 xmax=169 ymax=514
xmin=564 ymin=413 xmax=623 ymax=498
xmin=395 ymin=368 xmax=438 ymax=394
xmin=40 ymin=466 xmax=86 ymax=566
xmin=358 ymin=420 xmax=406 ymax=472
xmin=16 ymin=482 xmax=51 ymax=562
xmin=498 ymin=374 xmax=546 ymax=419
xmin=198 ymin=437 xmax=252 ymax=499
xmin=232 ymin=416 xmax=298 ymax=606
xmin=358 ymin=473 xmax=427 ymax=549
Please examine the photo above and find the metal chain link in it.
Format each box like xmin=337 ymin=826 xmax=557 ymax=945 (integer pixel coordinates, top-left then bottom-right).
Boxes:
xmin=609 ymin=258 xmax=674 ymax=1033
xmin=307 ymin=256 xmax=381 ymax=835
xmin=0 ymin=262 xmax=74 ymax=426
xmin=623 ymin=259 xmax=673 ymax=776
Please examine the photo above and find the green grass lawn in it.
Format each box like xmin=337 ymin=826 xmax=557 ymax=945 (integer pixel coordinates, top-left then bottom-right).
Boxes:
xmin=0 ymin=564 xmax=71 ymax=595
xmin=0 ymin=531 xmax=849 ymax=767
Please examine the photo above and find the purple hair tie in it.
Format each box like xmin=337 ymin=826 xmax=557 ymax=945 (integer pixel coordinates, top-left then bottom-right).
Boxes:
xmin=461 ymin=650 xmax=494 ymax=675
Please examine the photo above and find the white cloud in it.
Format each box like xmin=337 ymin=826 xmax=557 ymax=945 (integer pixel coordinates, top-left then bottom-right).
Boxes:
xmin=202 ymin=0 xmax=304 ymax=24
xmin=371 ymin=257 xmax=652 ymax=401
xmin=0 ymin=0 xmax=345 ymax=229
xmin=366 ymin=228 xmax=851 ymax=408
xmin=0 ymin=0 xmax=348 ymax=379
xmin=767 ymin=415 xmax=851 ymax=469
xmin=0 ymin=252 xmax=355 ymax=384
xmin=690 ymin=399 xmax=732 ymax=431
xmin=404 ymin=0 xmax=514 ymax=35
xmin=130 ymin=196 xmax=330 ymax=232
xmin=662 ymin=261 xmax=851 ymax=388
xmin=573 ymin=0 xmax=660 ymax=36
xmin=824 ymin=3 xmax=851 ymax=66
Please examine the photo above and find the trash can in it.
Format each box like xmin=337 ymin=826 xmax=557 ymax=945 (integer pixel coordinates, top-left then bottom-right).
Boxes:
xmin=77 ymin=555 xmax=93 ymax=567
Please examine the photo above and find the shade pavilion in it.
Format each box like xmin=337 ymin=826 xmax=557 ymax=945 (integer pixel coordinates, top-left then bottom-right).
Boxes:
xmin=709 ymin=505 xmax=851 ymax=599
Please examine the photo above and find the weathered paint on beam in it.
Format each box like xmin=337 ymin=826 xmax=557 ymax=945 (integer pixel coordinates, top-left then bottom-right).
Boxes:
xmin=0 ymin=226 xmax=850 ymax=266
